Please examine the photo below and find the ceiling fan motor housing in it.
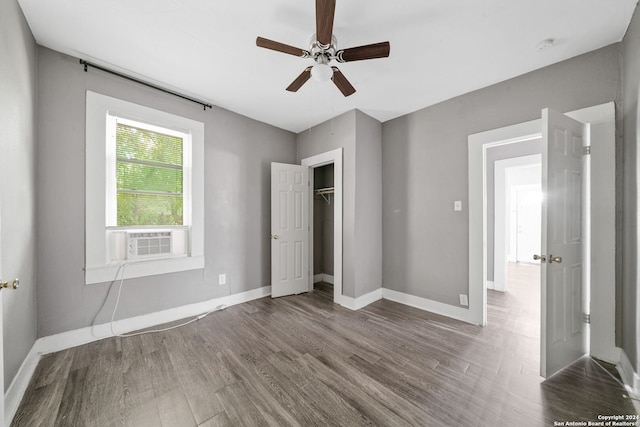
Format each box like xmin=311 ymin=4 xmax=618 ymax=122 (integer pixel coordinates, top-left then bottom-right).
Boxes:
xmin=310 ymin=34 xmax=337 ymax=65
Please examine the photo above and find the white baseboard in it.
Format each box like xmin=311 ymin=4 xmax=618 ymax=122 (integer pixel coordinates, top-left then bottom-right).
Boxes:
xmin=617 ymin=349 xmax=640 ymax=413
xmin=382 ymin=288 xmax=473 ymax=324
xmin=486 ymin=280 xmax=495 ymax=290
xmin=5 ymin=344 xmax=40 ymax=427
xmin=313 ymin=273 xmax=334 ymax=284
xmin=491 ymin=280 xmax=506 ymax=292
xmin=336 ymin=288 xmax=383 ymax=311
xmin=35 ymin=286 xmax=271 ymax=355
xmin=4 ymin=285 xmax=271 ymax=426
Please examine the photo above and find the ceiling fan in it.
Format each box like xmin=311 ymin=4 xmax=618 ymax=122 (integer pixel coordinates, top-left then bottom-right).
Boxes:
xmin=256 ymin=0 xmax=390 ymax=97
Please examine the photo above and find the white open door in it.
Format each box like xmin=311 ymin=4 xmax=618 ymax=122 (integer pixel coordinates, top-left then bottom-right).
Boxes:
xmin=271 ymin=163 xmax=309 ymax=298
xmin=540 ymin=108 xmax=588 ymax=378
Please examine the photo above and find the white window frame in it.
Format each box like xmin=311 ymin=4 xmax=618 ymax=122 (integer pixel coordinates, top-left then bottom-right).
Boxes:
xmin=85 ymin=91 xmax=204 ymax=284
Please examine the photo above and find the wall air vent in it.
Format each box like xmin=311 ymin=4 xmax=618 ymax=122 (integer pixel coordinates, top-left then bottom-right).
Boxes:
xmin=126 ymin=231 xmax=172 ymax=260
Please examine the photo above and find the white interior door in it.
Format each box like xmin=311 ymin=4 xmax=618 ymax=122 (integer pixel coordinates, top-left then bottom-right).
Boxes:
xmin=271 ymin=163 xmax=309 ymax=298
xmin=540 ymin=108 xmax=587 ymax=378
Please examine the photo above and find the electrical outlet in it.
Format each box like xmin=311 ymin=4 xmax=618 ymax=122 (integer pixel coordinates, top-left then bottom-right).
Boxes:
xmin=459 ymin=294 xmax=468 ymax=306
xmin=454 ymin=201 xmax=462 ymax=211
xmin=218 ymin=274 xmax=226 ymax=285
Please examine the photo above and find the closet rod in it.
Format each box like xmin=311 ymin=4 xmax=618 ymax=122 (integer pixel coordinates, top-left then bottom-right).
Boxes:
xmin=314 ymin=187 xmax=335 ymax=195
xmin=79 ymin=59 xmax=213 ymax=111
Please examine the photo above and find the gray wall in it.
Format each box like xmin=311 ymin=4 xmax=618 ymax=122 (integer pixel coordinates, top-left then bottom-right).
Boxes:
xmin=36 ymin=48 xmax=296 ymax=337
xmin=297 ymin=110 xmax=382 ymax=299
xmin=382 ymin=44 xmax=623 ymax=307
xmin=0 ymin=0 xmax=39 ymax=389
xmin=486 ymin=139 xmax=542 ymax=281
xmin=354 ymin=111 xmax=383 ymax=297
xmin=622 ymin=5 xmax=640 ymax=373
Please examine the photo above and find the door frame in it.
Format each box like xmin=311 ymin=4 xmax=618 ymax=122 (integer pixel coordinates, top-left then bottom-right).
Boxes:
xmin=469 ymin=120 xmax=541 ymax=325
xmin=301 ymin=148 xmax=344 ymax=305
xmin=468 ymin=102 xmax=617 ymax=363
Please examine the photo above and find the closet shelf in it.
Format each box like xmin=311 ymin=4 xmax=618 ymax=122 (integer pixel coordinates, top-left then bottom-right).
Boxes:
xmin=314 ymin=187 xmax=334 ymax=205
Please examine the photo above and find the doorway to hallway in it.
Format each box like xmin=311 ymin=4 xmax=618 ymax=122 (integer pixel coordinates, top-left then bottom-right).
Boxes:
xmin=488 ymin=156 xmax=542 ymax=373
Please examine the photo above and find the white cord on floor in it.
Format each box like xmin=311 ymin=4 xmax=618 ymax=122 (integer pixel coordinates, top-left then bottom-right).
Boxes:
xmin=109 ymin=262 xmax=225 ymax=338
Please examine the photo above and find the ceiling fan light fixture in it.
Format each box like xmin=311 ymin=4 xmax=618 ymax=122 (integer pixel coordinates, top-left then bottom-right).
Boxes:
xmin=311 ymin=63 xmax=333 ymax=82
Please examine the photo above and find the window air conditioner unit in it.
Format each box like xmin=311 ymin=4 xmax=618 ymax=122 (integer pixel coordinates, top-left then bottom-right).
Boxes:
xmin=126 ymin=231 xmax=173 ymax=260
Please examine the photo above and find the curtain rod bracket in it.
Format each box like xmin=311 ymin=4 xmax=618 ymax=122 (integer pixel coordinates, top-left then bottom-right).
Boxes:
xmin=78 ymin=59 xmax=213 ymax=111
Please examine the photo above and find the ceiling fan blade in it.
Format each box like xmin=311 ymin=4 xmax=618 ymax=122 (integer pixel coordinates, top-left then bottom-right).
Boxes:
xmin=331 ymin=67 xmax=355 ymax=97
xmin=316 ymin=0 xmax=336 ymax=48
xmin=286 ymin=67 xmax=313 ymax=92
xmin=256 ymin=37 xmax=309 ymax=57
xmin=337 ymin=41 xmax=390 ymax=62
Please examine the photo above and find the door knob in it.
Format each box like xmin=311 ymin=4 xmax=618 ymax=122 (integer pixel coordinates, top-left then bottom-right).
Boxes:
xmin=273 ymin=235 xmax=279 ymax=240
xmin=548 ymin=255 xmax=562 ymax=264
xmin=1 ymin=279 xmax=19 ymax=290
xmin=533 ymin=254 xmax=546 ymax=263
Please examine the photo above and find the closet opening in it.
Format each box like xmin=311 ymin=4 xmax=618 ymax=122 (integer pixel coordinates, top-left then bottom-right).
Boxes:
xmin=312 ymin=164 xmax=335 ymax=293
xmin=301 ymin=148 xmax=344 ymax=305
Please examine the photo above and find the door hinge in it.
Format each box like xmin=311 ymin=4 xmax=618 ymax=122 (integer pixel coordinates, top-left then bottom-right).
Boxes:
xmin=583 ymin=313 xmax=591 ymax=324
xmin=583 ymin=146 xmax=591 ymax=155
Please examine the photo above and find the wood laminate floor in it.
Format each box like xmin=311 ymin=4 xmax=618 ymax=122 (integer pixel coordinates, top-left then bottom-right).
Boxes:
xmin=12 ymin=263 xmax=637 ymax=426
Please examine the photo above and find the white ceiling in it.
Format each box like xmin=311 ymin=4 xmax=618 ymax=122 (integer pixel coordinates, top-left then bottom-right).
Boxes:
xmin=18 ymin=0 xmax=637 ymax=133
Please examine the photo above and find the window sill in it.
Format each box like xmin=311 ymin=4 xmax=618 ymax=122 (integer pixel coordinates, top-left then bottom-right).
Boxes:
xmin=85 ymin=255 xmax=205 ymax=285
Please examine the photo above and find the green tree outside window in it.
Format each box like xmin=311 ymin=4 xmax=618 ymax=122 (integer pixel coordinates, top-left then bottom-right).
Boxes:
xmin=116 ymin=124 xmax=184 ymax=226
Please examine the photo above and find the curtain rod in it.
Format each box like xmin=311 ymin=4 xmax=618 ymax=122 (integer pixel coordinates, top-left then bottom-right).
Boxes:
xmin=79 ymin=59 xmax=213 ymax=111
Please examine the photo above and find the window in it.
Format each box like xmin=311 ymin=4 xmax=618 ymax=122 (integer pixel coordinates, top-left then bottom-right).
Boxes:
xmin=86 ymin=91 xmax=204 ymax=284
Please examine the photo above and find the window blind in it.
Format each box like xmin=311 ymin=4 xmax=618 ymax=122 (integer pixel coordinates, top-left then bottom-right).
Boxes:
xmin=116 ymin=123 xmax=184 ymax=226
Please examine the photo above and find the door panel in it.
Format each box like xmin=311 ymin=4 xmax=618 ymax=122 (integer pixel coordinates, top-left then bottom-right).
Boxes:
xmin=271 ymin=163 xmax=309 ymax=298
xmin=279 ymin=242 xmax=288 ymax=281
xmin=541 ymin=108 xmax=586 ymax=378
xmin=570 ymin=266 xmax=582 ymax=334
